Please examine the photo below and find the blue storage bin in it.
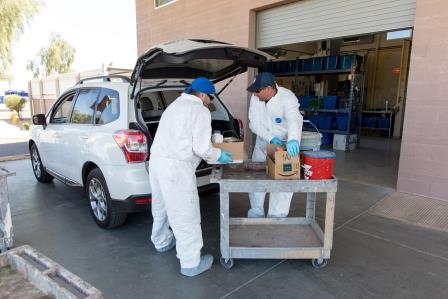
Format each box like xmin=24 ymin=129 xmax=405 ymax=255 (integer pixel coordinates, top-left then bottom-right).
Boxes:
xmin=312 ymin=57 xmax=323 ymax=71
xmin=287 ymin=60 xmax=297 ymax=72
xmin=361 ymin=116 xmax=366 ymax=127
xmin=263 ymin=62 xmax=274 ymax=72
xmin=336 ymin=114 xmax=349 ymax=131
xmin=378 ymin=117 xmax=390 ymax=129
xmin=365 ymin=117 xmax=378 ymax=128
xmin=318 ymin=114 xmax=334 ymax=130
xmin=324 ymin=56 xmax=338 ymax=70
xmin=273 ymin=61 xmax=289 ymax=73
xmin=323 ymin=96 xmax=338 ymax=109
xmin=340 ymin=54 xmax=355 ymax=69
xmin=301 ymin=58 xmax=313 ymax=72
xmin=321 ymin=132 xmax=333 ymax=145
xmin=309 ymin=115 xmax=319 ymax=127
xmin=298 ymin=96 xmax=311 ymax=108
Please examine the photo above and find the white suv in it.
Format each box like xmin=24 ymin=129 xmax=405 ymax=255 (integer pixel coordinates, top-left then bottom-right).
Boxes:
xmin=29 ymin=39 xmax=270 ymax=228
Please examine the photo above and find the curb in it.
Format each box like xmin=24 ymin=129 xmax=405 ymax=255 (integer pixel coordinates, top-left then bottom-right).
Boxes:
xmin=0 ymin=154 xmax=30 ymax=162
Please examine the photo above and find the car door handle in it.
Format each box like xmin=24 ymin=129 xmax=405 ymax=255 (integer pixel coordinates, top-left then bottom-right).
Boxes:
xmin=79 ymin=135 xmax=89 ymax=140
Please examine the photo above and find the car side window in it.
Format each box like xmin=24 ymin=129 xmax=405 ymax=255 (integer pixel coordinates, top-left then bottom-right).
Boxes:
xmin=95 ymin=88 xmax=120 ymax=125
xmin=50 ymin=92 xmax=76 ymax=124
xmin=70 ymin=88 xmax=100 ymax=124
xmin=140 ymin=92 xmax=164 ymax=119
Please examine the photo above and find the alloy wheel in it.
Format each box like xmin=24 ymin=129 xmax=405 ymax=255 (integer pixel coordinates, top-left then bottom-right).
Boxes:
xmin=31 ymin=148 xmax=41 ymax=178
xmin=89 ymin=178 xmax=108 ymax=221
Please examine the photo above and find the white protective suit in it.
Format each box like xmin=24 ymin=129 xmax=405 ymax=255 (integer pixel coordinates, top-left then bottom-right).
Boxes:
xmin=149 ymin=93 xmax=221 ymax=268
xmin=248 ymin=85 xmax=303 ymax=217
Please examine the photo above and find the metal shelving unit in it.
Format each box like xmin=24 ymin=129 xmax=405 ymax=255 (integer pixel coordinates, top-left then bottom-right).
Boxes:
xmin=268 ymin=55 xmax=366 ymax=146
xmin=361 ymin=110 xmax=394 ymax=138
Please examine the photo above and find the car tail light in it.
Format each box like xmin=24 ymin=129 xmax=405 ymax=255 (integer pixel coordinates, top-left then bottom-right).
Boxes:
xmin=135 ymin=197 xmax=151 ymax=204
xmin=236 ymin=118 xmax=244 ymax=141
xmin=113 ymin=130 xmax=148 ymax=163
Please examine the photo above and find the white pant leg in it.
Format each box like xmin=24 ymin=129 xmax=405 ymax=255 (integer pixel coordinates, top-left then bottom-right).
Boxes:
xmin=267 ymin=192 xmax=293 ymax=218
xmin=153 ymin=158 xmax=203 ymax=268
xmin=248 ymin=140 xmax=268 ymax=218
xmin=149 ymin=161 xmax=174 ymax=249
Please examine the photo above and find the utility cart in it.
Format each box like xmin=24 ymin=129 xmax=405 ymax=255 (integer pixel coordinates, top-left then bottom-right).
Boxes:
xmin=210 ymin=163 xmax=337 ymax=269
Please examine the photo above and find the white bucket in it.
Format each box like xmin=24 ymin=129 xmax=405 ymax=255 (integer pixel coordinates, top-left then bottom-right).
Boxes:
xmin=300 ymin=131 xmax=322 ymax=151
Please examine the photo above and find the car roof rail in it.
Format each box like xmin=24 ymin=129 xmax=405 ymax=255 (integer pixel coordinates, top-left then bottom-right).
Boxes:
xmin=77 ymin=75 xmax=131 ymax=84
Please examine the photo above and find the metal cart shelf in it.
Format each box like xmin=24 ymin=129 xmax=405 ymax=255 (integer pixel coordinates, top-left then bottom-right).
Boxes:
xmin=210 ymin=163 xmax=337 ymax=269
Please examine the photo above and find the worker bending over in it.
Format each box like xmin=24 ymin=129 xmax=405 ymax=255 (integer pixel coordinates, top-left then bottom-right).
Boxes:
xmin=149 ymin=77 xmax=232 ymax=277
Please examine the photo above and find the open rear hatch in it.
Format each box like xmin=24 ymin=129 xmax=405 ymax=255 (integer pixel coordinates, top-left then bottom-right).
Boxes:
xmin=131 ymin=39 xmax=270 ymax=87
xmin=130 ymin=39 xmax=271 ymax=172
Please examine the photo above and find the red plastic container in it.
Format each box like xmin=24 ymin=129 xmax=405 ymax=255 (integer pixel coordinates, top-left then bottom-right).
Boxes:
xmin=302 ymin=150 xmax=336 ymax=180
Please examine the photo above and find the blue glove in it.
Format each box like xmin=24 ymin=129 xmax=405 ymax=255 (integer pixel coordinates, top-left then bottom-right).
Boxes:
xmin=270 ymin=137 xmax=283 ymax=145
xmin=286 ymin=139 xmax=300 ymax=157
xmin=218 ymin=150 xmax=233 ymax=164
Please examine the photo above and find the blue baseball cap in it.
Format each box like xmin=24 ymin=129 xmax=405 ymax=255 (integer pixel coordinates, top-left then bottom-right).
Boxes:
xmin=247 ymin=72 xmax=276 ymax=92
xmin=184 ymin=77 xmax=216 ymax=95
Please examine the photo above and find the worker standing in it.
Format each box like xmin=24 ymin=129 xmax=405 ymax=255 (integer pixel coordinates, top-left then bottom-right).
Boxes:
xmin=149 ymin=77 xmax=233 ymax=277
xmin=247 ymin=72 xmax=303 ymax=218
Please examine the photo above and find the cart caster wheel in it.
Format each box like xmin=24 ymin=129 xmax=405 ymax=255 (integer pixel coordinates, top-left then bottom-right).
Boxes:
xmin=220 ymin=257 xmax=234 ymax=269
xmin=311 ymin=258 xmax=327 ymax=269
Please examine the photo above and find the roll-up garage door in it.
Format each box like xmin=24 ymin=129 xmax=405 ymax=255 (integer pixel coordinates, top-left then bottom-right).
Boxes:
xmin=256 ymin=0 xmax=416 ymax=48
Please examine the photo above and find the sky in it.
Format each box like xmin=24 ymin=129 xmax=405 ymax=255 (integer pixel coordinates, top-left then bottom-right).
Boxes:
xmin=6 ymin=0 xmax=137 ymax=90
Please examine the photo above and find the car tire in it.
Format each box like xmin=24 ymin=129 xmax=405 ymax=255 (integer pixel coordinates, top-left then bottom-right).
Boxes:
xmin=86 ymin=168 xmax=127 ymax=229
xmin=30 ymin=144 xmax=54 ymax=183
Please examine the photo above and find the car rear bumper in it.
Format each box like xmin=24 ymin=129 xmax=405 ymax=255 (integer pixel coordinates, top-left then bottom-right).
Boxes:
xmin=111 ymin=194 xmax=152 ymax=213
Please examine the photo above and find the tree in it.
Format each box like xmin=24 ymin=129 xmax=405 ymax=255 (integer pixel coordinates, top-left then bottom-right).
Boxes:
xmin=26 ymin=33 xmax=76 ymax=78
xmin=0 ymin=0 xmax=41 ymax=80
xmin=4 ymin=94 xmax=26 ymax=119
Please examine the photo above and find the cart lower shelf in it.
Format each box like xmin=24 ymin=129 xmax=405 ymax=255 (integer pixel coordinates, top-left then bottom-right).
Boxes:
xmin=227 ymin=218 xmax=327 ymax=259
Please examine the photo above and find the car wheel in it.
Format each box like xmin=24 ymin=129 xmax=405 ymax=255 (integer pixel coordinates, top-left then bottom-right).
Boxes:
xmin=30 ymin=144 xmax=54 ymax=183
xmin=86 ymin=168 xmax=127 ymax=229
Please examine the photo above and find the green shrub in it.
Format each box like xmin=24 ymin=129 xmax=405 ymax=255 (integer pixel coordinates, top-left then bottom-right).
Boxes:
xmin=4 ymin=95 xmax=26 ymax=119
xmin=22 ymin=122 xmax=30 ymax=130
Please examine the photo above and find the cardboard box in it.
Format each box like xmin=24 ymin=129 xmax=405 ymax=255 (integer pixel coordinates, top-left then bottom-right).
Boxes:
xmin=266 ymin=144 xmax=301 ymax=179
xmin=213 ymin=141 xmax=244 ymax=163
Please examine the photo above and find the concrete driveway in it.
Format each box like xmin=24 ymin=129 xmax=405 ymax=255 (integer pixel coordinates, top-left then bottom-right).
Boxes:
xmin=2 ymin=158 xmax=447 ymax=298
